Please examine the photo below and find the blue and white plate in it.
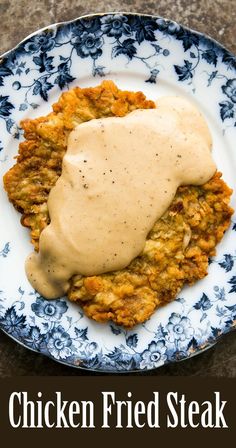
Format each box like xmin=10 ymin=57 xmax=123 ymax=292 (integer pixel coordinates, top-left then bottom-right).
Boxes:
xmin=0 ymin=13 xmax=235 ymax=372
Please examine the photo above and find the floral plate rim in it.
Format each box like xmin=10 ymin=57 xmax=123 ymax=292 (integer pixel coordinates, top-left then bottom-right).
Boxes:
xmin=1 ymin=10 xmax=235 ymax=62
xmin=0 ymin=12 xmax=236 ymax=373
xmin=1 ymin=317 xmax=235 ymax=374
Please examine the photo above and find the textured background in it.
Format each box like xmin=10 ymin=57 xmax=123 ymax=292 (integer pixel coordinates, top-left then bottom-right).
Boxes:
xmin=0 ymin=0 xmax=235 ymax=376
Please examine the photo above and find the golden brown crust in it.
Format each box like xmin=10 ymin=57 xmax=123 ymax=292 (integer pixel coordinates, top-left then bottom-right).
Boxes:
xmin=68 ymin=172 xmax=233 ymax=328
xmin=3 ymin=81 xmax=234 ymax=328
xmin=4 ymin=80 xmax=155 ymax=249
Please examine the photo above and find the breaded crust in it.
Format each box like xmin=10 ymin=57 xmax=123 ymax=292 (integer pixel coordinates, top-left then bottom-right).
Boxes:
xmin=4 ymin=80 xmax=155 ymax=250
xmin=69 ymin=172 xmax=233 ymax=327
xmin=3 ymin=81 xmax=233 ymax=328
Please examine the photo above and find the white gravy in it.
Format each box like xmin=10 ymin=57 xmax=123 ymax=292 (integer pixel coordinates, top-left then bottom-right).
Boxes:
xmin=25 ymin=96 xmax=216 ymax=298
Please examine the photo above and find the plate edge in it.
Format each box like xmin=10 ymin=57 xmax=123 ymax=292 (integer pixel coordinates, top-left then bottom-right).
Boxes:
xmin=0 ymin=11 xmax=235 ymax=373
xmin=0 ymin=12 xmax=236 ymax=62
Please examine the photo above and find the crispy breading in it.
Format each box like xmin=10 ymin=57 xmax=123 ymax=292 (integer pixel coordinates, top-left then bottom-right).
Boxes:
xmin=3 ymin=81 xmax=233 ymax=328
xmin=69 ymin=172 xmax=233 ymax=327
xmin=4 ymin=80 xmax=155 ymax=250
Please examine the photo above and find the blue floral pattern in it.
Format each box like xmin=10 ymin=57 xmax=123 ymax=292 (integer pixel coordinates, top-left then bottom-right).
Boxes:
xmin=0 ymin=14 xmax=235 ymax=371
xmin=0 ymin=13 xmax=235 ymax=145
xmin=0 ymin=274 xmax=235 ymax=370
xmin=166 ymin=313 xmax=194 ymax=343
xmin=31 ymin=296 xmax=68 ymax=321
xmin=140 ymin=341 xmax=167 ymax=369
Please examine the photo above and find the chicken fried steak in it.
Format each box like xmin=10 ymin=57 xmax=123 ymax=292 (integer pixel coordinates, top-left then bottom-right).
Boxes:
xmin=4 ymin=81 xmax=233 ymax=328
xmin=4 ymin=80 xmax=155 ymax=250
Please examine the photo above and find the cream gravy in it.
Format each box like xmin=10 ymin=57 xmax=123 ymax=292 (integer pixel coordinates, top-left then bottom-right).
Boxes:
xmin=26 ymin=96 xmax=216 ymax=298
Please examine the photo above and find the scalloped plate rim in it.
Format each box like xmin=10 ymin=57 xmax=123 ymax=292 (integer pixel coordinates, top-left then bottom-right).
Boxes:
xmin=1 ymin=11 xmax=234 ymax=61
xmin=1 ymin=321 xmax=235 ymax=374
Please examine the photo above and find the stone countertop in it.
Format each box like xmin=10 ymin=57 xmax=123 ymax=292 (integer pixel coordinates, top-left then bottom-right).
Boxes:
xmin=0 ymin=0 xmax=236 ymax=55
xmin=0 ymin=0 xmax=235 ymax=376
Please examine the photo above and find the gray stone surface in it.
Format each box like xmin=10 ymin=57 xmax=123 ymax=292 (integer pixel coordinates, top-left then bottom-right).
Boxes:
xmin=0 ymin=0 xmax=235 ymax=376
xmin=0 ymin=0 xmax=236 ymax=55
